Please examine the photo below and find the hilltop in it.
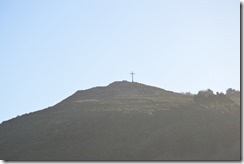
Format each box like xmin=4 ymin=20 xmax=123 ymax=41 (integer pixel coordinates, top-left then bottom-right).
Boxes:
xmin=0 ymin=81 xmax=240 ymax=160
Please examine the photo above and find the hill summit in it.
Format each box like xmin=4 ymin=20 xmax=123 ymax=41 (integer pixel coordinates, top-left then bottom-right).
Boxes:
xmin=0 ymin=81 xmax=240 ymax=161
xmin=59 ymin=81 xmax=182 ymax=104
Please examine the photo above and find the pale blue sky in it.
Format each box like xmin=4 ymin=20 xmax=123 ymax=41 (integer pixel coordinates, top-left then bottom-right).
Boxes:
xmin=0 ymin=0 xmax=240 ymax=122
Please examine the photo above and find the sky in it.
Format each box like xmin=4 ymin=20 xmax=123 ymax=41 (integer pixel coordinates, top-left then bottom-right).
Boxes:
xmin=0 ymin=0 xmax=240 ymax=122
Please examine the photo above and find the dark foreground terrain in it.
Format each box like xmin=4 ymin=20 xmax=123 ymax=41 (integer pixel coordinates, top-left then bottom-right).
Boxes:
xmin=0 ymin=81 xmax=240 ymax=160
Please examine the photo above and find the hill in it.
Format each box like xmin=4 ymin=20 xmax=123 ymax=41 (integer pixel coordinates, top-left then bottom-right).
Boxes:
xmin=0 ymin=81 xmax=240 ymax=160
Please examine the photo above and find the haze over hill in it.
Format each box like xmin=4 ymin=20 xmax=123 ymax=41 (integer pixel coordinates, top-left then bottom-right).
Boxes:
xmin=0 ymin=81 xmax=240 ymax=160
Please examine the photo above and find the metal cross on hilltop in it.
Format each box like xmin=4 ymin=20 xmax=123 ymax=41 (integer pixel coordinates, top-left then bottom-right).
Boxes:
xmin=130 ymin=72 xmax=135 ymax=82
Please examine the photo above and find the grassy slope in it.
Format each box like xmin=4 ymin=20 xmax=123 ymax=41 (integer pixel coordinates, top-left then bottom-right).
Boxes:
xmin=0 ymin=81 xmax=240 ymax=160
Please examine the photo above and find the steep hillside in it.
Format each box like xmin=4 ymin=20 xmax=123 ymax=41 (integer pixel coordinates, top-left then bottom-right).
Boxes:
xmin=0 ymin=81 xmax=240 ymax=160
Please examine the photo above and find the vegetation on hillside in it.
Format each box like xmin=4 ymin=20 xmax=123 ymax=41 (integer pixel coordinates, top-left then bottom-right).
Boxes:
xmin=193 ymin=88 xmax=240 ymax=111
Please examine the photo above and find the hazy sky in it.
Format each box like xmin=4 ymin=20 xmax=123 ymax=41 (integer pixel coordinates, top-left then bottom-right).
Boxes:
xmin=0 ymin=0 xmax=240 ymax=122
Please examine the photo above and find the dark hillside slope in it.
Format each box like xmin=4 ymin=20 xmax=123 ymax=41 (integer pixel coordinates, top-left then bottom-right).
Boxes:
xmin=0 ymin=81 xmax=240 ymax=160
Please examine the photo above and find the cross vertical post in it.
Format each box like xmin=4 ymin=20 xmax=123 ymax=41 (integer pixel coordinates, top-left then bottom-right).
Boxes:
xmin=130 ymin=72 xmax=135 ymax=82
